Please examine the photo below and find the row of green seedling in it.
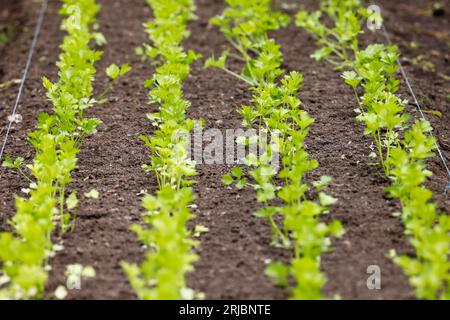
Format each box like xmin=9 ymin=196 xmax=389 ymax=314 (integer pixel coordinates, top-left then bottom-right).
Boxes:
xmin=206 ymin=0 xmax=344 ymax=300
xmin=121 ymin=0 xmax=202 ymax=300
xmin=296 ymin=0 xmax=450 ymax=299
xmin=0 ymin=0 xmax=109 ymax=299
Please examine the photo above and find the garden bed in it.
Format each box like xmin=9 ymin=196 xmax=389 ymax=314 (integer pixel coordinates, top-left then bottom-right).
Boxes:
xmin=0 ymin=0 xmax=449 ymax=299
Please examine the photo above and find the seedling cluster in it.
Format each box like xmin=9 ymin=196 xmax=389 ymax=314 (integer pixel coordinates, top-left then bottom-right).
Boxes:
xmin=206 ymin=0 xmax=344 ymax=299
xmin=0 ymin=0 xmax=129 ymax=299
xmin=0 ymin=0 xmax=104 ymax=299
xmin=296 ymin=0 xmax=450 ymax=299
xmin=121 ymin=0 xmax=201 ymax=300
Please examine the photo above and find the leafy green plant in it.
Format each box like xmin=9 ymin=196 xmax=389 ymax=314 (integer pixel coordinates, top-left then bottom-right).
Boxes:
xmin=97 ymin=63 xmax=131 ymax=103
xmin=297 ymin=0 xmax=450 ymax=299
xmin=387 ymin=120 xmax=450 ymax=299
xmin=0 ymin=0 xmax=106 ymax=299
xmin=122 ymin=0 xmax=201 ymax=300
xmin=207 ymin=0 xmax=344 ymax=300
xmin=122 ymin=186 xmax=198 ymax=300
xmin=295 ymin=0 xmax=380 ymax=69
xmin=348 ymin=44 xmax=408 ymax=176
xmin=206 ymin=0 xmax=289 ymax=86
xmin=221 ymin=167 xmax=247 ymax=189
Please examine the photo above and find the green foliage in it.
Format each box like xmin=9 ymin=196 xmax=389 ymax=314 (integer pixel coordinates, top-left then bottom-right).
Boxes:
xmin=387 ymin=120 xmax=450 ymax=299
xmin=122 ymin=186 xmax=198 ymax=300
xmin=353 ymin=44 xmax=406 ymax=175
xmin=297 ymin=0 xmax=450 ymax=300
xmin=265 ymin=261 xmax=289 ymax=287
xmin=84 ymin=189 xmax=99 ymax=199
xmin=221 ymin=167 xmax=247 ymax=189
xmin=313 ymin=175 xmax=332 ymax=191
xmin=2 ymin=155 xmax=24 ymax=169
xmin=106 ymin=63 xmax=131 ymax=81
xmin=209 ymin=0 xmax=343 ymax=299
xmin=97 ymin=63 xmax=132 ymax=103
xmin=206 ymin=0 xmax=289 ymax=86
xmin=122 ymin=0 xmax=200 ymax=300
xmin=0 ymin=0 xmax=103 ymax=299
xmin=295 ymin=0 xmax=380 ymax=69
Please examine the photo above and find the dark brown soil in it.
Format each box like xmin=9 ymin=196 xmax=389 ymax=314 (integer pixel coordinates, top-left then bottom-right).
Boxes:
xmin=0 ymin=0 xmax=448 ymax=300
xmin=0 ymin=0 xmax=25 ymax=78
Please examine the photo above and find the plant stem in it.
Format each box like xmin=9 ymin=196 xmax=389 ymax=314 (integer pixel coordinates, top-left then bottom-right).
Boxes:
xmin=269 ymin=216 xmax=289 ymax=247
xmin=18 ymin=167 xmax=33 ymax=184
xmin=59 ymin=184 xmax=66 ymax=234
xmin=220 ymin=66 xmax=255 ymax=86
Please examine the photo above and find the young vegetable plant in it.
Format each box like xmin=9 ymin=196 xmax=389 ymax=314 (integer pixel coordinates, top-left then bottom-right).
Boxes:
xmin=0 ymin=0 xmax=123 ymax=299
xmin=297 ymin=0 xmax=450 ymax=299
xmin=207 ymin=0 xmax=344 ymax=300
xmin=121 ymin=0 xmax=201 ymax=300
xmin=295 ymin=0 xmax=381 ymax=69
xmin=222 ymin=167 xmax=247 ymax=190
xmin=94 ymin=63 xmax=132 ymax=104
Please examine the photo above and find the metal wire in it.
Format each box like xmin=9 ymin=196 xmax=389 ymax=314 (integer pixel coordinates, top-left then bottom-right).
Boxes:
xmin=381 ymin=24 xmax=450 ymax=196
xmin=0 ymin=0 xmax=49 ymax=161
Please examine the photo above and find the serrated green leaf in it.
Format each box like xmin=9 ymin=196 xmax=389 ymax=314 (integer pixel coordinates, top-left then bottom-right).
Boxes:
xmin=221 ymin=174 xmax=234 ymax=186
xmin=106 ymin=64 xmax=120 ymax=80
